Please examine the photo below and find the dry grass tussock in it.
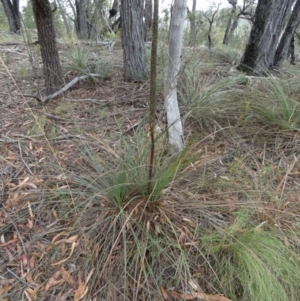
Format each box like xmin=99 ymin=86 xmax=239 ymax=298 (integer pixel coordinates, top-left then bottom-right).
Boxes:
xmin=0 ymin=41 xmax=300 ymax=301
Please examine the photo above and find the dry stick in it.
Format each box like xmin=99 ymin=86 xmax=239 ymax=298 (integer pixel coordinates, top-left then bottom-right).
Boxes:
xmin=18 ymin=140 xmax=33 ymax=176
xmin=6 ymin=268 xmax=35 ymax=289
xmin=1 ymin=208 xmax=27 ymax=257
xmin=20 ymin=73 xmax=103 ymax=104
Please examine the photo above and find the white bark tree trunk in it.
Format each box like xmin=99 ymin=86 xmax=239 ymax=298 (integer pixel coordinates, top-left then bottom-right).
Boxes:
xmin=164 ymin=0 xmax=187 ymax=153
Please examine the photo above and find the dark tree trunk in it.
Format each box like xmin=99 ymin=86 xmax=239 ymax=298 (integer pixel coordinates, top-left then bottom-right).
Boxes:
xmin=144 ymin=0 xmax=153 ymax=41
xmin=227 ymin=19 xmax=238 ymax=42
xmin=31 ymin=0 xmax=62 ymax=95
xmin=121 ymin=0 xmax=148 ymax=81
xmin=1 ymin=0 xmax=20 ymax=33
xmin=223 ymin=0 xmax=237 ymax=45
xmin=111 ymin=0 xmax=118 ymax=11
xmin=273 ymin=0 xmax=300 ymax=67
xmin=205 ymin=4 xmax=220 ymax=50
xmin=75 ymin=0 xmax=88 ymax=39
xmin=237 ymin=0 xmax=294 ymax=74
xmin=188 ymin=0 xmax=196 ymax=47
xmin=289 ymin=35 xmax=296 ymax=65
xmin=223 ymin=18 xmax=233 ymax=45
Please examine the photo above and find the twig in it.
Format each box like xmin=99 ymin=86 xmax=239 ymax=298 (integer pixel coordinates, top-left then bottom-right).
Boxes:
xmin=1 ymin=208 xmax=27 ymax=256
xmin=18 ymin=140 xmax=33 ymax=176
xmin=6 ymin=268 xmax=35 ymax=289
xmin=19 ymin=73 xmax=103 ymax=104
xmin=43 ymin=73 xmax=103 ymax=103
xmin=44 ymin=113 xmax=69 ymax=121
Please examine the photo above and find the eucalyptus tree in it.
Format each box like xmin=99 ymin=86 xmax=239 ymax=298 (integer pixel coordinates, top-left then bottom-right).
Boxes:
xmin=1 ymin=0 xmax=20 ymax=33
xmin=31 ymin=0 xmax=62 ymax=95
xmin=273 ymin=0 xmax=300 ymax=67
xmin=120 ymin=0 xmax=148 ymax=81
xmin=204 ymin=3 xmax=221 ymax=49
xmin=75 ymin=0 xmax=89 ymax=39
xmin=164 ymin=0 xmax=187 ymax=152
xmin=223 ymin=0 xmax=255 ymax=45
xmin=237 ymin=0 xmax=294 ymax=74
xmin=188 ymin=0 xmax=196 ymax=46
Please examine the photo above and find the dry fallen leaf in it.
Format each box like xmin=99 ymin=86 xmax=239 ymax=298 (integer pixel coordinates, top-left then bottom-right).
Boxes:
xmin=60 ymin=266 xmax=74 ymax=285
xmin=24 ymin=287 xmax=38 ymax=301
xmin=73 ymin=282 xmax=87 ymax=301
xmin=0 ymin=238 xmax=18 ymax=248
xmin=161 ymin=287 xmax=233 ymax=301
xmin=51 ymin=241 xmax=76 ymax=266
xmin=27 ymin=218 xmax=34 ymax=229
xmin=160 ymin=286 xmax=169 ymax=300
xmin=0 ymin=285 xmax=10 ymax=295
xmin=26 ymin=272 xmax=39 ymax=287
xmin=45 ymin=270 xmax=61 ymax=291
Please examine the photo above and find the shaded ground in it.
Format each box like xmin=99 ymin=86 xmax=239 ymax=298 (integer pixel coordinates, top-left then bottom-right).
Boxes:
xmin=1 ymin=41 xmax=300 ymax=301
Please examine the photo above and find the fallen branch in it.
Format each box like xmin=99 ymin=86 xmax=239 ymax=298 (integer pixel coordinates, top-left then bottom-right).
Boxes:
xmin=20 ymin=73 xmax=102 ymax=104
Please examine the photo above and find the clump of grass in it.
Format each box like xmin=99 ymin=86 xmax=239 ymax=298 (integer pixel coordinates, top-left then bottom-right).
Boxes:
xmin=50 ymin=128 xmax=200 ymax=299
xmin=178 ymin=60 xmax=247 ymax=126
xmin=69 ymin=47 xmax=91 ymax=74
xmin=248 ymin=76 xmax=300 ymax=130
xmin=202 ymin=209 xmax=300 ymax=301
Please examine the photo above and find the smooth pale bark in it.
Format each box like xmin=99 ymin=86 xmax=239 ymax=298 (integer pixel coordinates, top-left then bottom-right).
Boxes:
xmin=31 ymin=0 xmax=62 ymax=95
xmin=164 ymin=0 xmax=187 ymax=153
xmin=273 ymin=0 xmax=300 ymax=67
xmin=237 ymin=0 xmax=294 ymax=74
xmin=121 ymin=0 xmax=148 ymax=81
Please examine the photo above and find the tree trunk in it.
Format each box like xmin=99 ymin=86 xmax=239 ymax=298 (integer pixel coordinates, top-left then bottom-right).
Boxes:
xmin=75 ymin=0 xmax=89 ymax=39
xmin=164 ymin=0 xmax=187 ymax=153
xmin=144 ymin=0 xmax=152 ymax=29
xmin=121 ymin=0 xmax=148 ymax=81
xmin=223 ymin=18 xmax=233 ymax=45
xmin=55 ymin=0 xmax=72 ymax=38
xmin=237 ymin=0 xmax=294 ymax=74
xmin=289 ymin=35 xmax=296 ymax=65
xmin=1 ymin=0 xmax=20 ymax=33
xmin=227 ymin=19 xmax=238 ymax=42
xmin=205 ymin=4 xmax=220 ymax=50
xmin=144 ymin=0 xmax=153 ymax=41
xmin=31 ymin=0 xmax=62 ymax=95
xmin=273 ymin=0 xmax=300 ymax=67
xmin=188 ymin=0 xmax=196 ymax=47
xmin=111 ymin=0 xmax=118 ymax=11
xmin=223 ymin=1 xmax=237 ymax=45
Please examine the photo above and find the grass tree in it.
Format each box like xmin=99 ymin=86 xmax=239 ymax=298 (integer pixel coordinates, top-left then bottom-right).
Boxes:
xmin=164 ymin=0 xmax=187 ymax=153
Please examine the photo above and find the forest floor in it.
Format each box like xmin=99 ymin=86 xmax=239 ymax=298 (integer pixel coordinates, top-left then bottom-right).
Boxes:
xmin=1 ymin=37 xmax=300 ymax=301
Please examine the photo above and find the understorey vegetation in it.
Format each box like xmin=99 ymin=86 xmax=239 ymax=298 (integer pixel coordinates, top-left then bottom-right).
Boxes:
xmin=1 ymin=1 xmax=300 ymax=300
